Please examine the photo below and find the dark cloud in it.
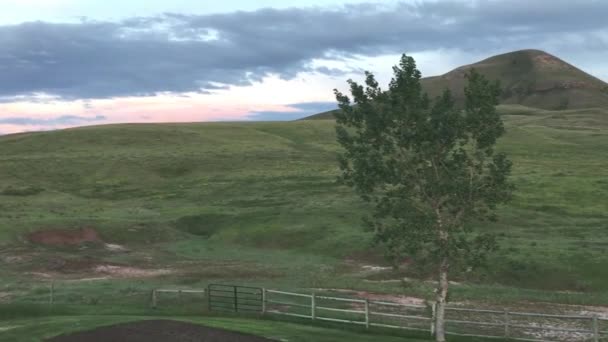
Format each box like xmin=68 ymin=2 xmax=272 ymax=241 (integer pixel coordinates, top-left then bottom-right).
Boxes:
xmin=247 ymin=101 xmax=337 ymax=121
xmin=0 ymin=0 xmax=607 ymax=100
xmin=0 ymin=115 xmax=106 ymax=126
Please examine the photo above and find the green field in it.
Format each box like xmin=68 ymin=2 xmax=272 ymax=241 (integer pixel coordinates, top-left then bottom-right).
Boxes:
xmin=0 ymin=315 xmax=429 ymax=342
xmin=0 ymin=104 xmax=607 ymax=328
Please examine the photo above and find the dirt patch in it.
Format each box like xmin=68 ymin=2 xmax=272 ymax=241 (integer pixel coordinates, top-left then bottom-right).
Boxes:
xmin=33 ymin=256 xmax=172 ymax=279
xmin=1 ymin=255 xmax=24 ymax=263
xmin=560 ymin=303 xmax=608 ymax=320
xmin=45 ymin=320 xmax=277 ymax=342
xmin=28 ymin=227 xmax=101 ymax=246
xmin=533 ymin=53 xmax=565 ymax=67
xmin=46 ymin=257 xmax=107 ymax=272
xmin=359 ymin=292 xmax=427 ymax=306
xmin=26 ymin=271 xmax=53 ymax=278
xmin=104 ymin=243 xmax=128 ymax=252
xmin=361 ymin=265 xmax=392 ymax=272
xmin=68 ymin=276 xmax=110 ymax=282
xmin=93 ymin=265 xmax=171 ymax=278
xmin=556 ymin=80 xmax=589 ymax=89
xmin=309 ymin=288 xmax=428 ymax=306
xmin=363 ymin=278 xmax=410 ymax=283
xmin=0 ymin=292 xmax=14 ymax=303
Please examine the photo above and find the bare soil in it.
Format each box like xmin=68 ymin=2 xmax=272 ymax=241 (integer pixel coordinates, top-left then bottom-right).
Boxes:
xmin=533 ymin=53 xmax=567 ymax=68
xmin=93 ymin=264 xmax=171 ymax=278
xmin=45 ymin=320 xmax=277 ymax=342
xmin=32 ymin=256 xmax=172 ymax=279
xmin=28 ymin=227 xmax=101 ymax=246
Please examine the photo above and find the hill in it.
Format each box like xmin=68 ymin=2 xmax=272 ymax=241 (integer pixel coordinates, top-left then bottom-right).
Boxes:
xmin=303 ymin=109 xmax=338 ymax=120
xmin=0 ymin=105 xmax=607 ymax=307
xmin=423 ymin=49 xmax=608 ymax=110
xmin=304 ymin=49 xmax=608 ymax=119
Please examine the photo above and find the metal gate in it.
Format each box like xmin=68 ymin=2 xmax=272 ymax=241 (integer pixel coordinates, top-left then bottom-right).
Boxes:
xmin=207 ymin=284 xmax=263 ymax=313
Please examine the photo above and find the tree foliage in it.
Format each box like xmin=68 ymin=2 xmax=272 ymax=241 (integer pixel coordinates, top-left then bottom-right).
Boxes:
xmin=334 ymin=54 xmax=514 ymax=340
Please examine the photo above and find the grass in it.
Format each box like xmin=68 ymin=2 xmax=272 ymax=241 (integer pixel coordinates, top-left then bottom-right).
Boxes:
xmin=0 ymin=315 xmax=432 ymax=342
xmin=0 ymin=104 xmax=607 ymax=313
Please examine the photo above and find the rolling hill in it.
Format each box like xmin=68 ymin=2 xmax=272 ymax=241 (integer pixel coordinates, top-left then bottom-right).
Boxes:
xmin=0 ymin=105 xmax=607 ymax=307
xmin=305 ymin=49 xmax=608 ymax=119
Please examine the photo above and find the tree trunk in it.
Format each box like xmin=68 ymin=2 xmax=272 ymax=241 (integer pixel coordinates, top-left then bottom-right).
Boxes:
xmin=435 ymin=256 xmax=449 ymax=342
xmin=434 ymin=207 xmax=450 ymax=342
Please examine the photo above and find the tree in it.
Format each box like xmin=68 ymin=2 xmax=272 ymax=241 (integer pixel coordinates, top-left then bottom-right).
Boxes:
xmin=333 ymin=54 xmax=514 ymax=341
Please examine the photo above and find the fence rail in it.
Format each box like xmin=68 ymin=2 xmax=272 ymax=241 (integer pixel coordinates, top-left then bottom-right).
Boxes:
xmin=261 ymin=288 xmax=607 ymax=342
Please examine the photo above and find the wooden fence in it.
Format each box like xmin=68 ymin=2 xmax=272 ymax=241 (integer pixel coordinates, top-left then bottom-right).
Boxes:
xmin=141 ymin=286 xmax=608 ymax=341
xmin=33 ymin=282 xmax=608 ymax=341
xmin=262 ymin=289 xmax=608 ymax=342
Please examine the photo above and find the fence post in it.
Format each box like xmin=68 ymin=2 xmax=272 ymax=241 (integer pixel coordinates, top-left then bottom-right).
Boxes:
xmin=504 ymin=309 xmax=510 ymax=338
xmin=365 ymin=299 xmax=370 ymax=329
xmin=262 ymin=288 xmax=266 ymax=314
xmin=151 ymin=289 xmax=157 ymax=309
xmin=311 ymin=293 xmax=316 ymax=320
xmin=430 ymin=302 xmax=436 ymax=337
xmin=49 ymin=281 xmax=54 ymax=305
xmin=593 ymin=315 xmax=599 ymax=342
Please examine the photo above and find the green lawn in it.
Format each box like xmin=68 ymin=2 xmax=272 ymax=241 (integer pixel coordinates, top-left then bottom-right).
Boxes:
xmin=0 ymin=315 xmax=433 ymax=342
xmin=0 ymin=104 xmax=607 ymax=308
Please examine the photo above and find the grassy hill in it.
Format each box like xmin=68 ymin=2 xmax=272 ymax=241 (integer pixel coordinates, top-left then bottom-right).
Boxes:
xmin=305 ymin=49 xmax=608 ymax=120
xmin=423 ymin=49 xmax=608 ymax=110
xmin=0 ymin=105 xmax=607 ymax=307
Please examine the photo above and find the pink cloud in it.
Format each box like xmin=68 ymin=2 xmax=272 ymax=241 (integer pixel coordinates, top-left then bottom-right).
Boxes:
xmin=0 ymin=74 xmax=339 ymax=134
xmin=0 ymin=123 xmax=56 ymax=135
xmin=0 ymin=94 xmax=304 ymax=134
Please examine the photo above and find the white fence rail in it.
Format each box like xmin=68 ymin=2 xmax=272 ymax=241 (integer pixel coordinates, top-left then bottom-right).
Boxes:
xmin=263 ymin=289 xmax=608 ymax=342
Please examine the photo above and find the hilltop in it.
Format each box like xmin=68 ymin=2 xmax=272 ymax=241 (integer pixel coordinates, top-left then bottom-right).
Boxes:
xmin=305 ymin=49 xmax=608 ymax=119
xmin=424 ymin=49 xmax=608 ymax=109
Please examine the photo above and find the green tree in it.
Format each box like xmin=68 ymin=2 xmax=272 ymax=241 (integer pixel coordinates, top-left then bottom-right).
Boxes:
xmin=333 ymin=54 xmax=514 ymax=341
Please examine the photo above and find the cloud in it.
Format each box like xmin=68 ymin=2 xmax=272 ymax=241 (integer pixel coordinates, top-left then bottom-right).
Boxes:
xmin=246 ymin=101 xmax=337 ymax=121
xmin=0 ymin=0 xmax=607 ymax=100
xmin=0 ymin=114 xmax=106 ymax=126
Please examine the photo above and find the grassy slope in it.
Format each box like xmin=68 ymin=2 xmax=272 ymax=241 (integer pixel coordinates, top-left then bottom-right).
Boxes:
xmin=0 ymin=105 xmax=607 ymax=306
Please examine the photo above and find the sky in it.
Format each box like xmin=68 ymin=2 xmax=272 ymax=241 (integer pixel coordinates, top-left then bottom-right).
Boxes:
xmin=1 ymin=0 xmax=607 ymax=134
